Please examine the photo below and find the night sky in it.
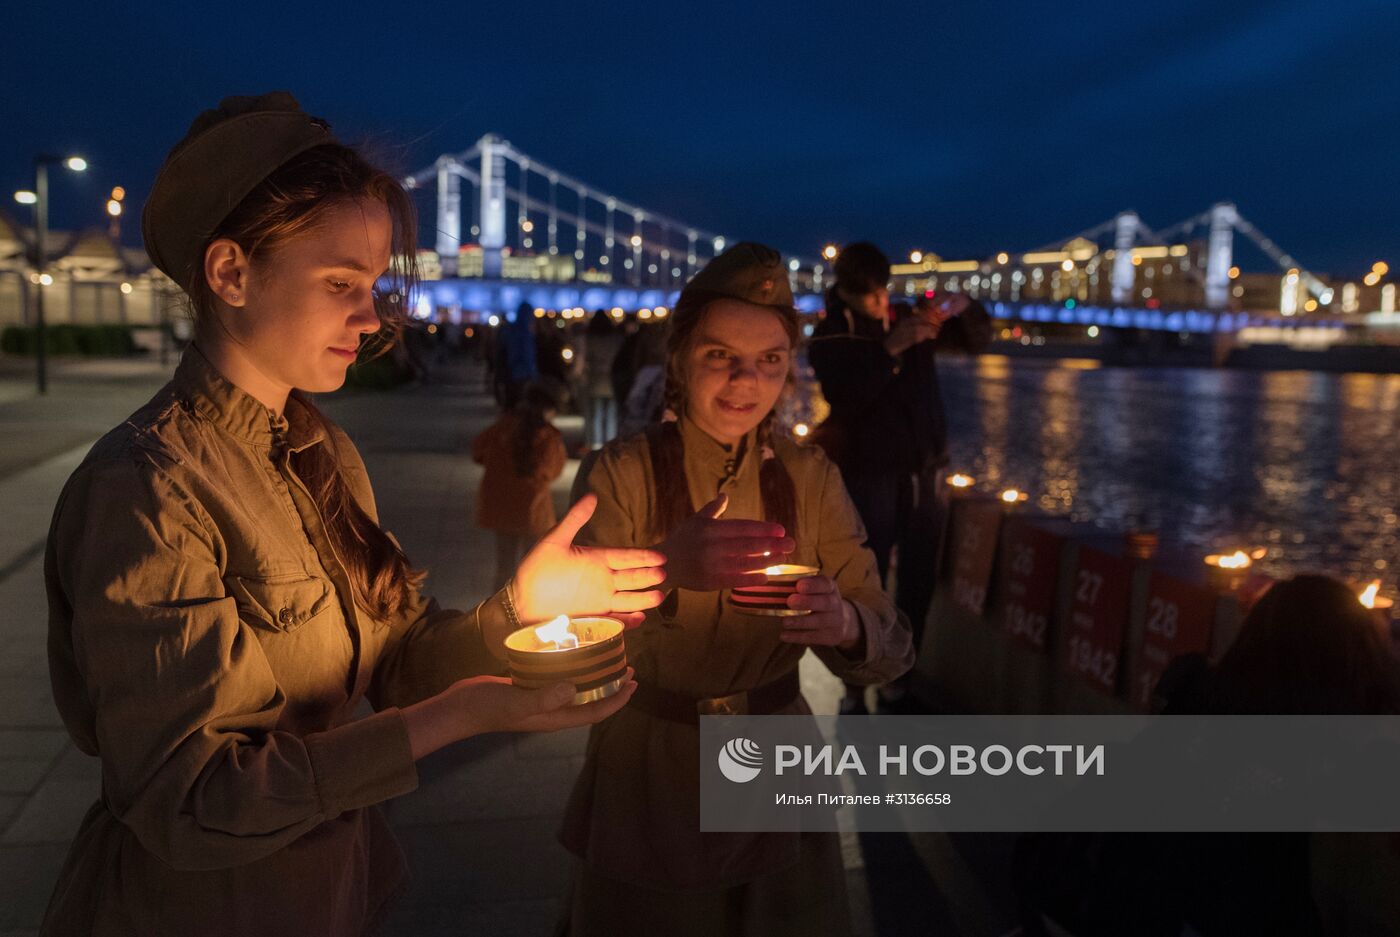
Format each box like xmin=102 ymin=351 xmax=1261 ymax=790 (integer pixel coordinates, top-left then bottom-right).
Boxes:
xmin=4 ymin=0 xmax=1397 ymax=275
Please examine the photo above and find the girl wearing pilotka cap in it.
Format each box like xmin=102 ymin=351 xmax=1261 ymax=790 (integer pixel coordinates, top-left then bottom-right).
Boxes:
xmin=41 ymin=93 xmax=665 ymax=935
xmin=561 ymin=242 xmax=914 ymax=935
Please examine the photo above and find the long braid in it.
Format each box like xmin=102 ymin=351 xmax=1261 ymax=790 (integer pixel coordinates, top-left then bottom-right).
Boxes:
xmin=647 ymin=418 xmax=689 ymax=543
xmin=756 ymin=410 xmax=799 ymax=540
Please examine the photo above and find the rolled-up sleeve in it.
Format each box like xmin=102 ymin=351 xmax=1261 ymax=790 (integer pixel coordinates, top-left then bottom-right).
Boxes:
xmin=809 ymin=459 xmax=915 ymax=685
xmin=52 ymin=456 xmax=418 ymax=872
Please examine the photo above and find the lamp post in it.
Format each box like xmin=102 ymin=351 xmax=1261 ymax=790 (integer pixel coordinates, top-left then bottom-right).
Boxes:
xmin=15 ymin=154 xmax=87 ymax=394
xmin=107 ymin=185 xmax=125 ymax=241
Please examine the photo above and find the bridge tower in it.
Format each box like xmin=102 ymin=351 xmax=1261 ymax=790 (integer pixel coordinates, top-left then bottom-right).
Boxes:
xmin=1204 ymin=202 xmax=1236 ymax=309
xmin=1110 ymin=211 xmax=1139 ymax=304
xmin=435 ymin=157 xmax=461 ymax=277
xmin=479 ymin=135 xmax=507 ymax=279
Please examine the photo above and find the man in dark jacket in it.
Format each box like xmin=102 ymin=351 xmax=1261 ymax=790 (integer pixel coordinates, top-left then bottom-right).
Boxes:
xmin=808 ymin=241 xmax=992 ymax=713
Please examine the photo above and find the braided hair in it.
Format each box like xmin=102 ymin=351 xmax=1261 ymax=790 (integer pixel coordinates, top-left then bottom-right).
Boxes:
xmin=646 ymin=288 xmax=799 ymax=543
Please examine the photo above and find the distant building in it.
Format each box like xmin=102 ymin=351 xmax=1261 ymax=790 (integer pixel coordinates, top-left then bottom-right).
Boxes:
xmin=889 ymin=238 xmax=1391 ymax=315
xmin=0 ymin=210 xmax=181 ymax=328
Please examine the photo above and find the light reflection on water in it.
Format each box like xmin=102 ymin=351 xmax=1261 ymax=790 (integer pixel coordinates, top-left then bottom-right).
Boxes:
xmin=936 ymin=356 xmax=1400 ymax=593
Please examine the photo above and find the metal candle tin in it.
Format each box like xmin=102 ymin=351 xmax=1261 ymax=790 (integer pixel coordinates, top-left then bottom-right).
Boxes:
xmin=729 ymin=564 xmax=820 ymax=617
xmin=505 ymin=616 xmax=627 ymax=705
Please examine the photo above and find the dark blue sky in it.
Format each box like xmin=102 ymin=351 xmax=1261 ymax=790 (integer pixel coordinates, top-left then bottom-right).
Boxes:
xmin=5 ymin=0 xmax=1397 ymax=274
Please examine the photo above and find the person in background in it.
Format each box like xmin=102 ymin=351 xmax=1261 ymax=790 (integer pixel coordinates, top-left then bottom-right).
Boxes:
xmin=533 ymin=316 xmax=572 ymax=395
xmin=493 ymin=301 xmax=538 ymax=408
xmin=616 ymin=322 xmax=668 ymax=440
xmin=610 ymin=310 xmax=643 ymax=404
xmin=473 ymin=381 xmax=568 ymax=587
xmin=578 ymin=309 xmax=623 ymax=450
xmin=808 ymin=241 xmax=991 ymax=713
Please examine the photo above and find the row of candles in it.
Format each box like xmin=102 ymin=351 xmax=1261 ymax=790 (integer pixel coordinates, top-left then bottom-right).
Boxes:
xmin=942 ymin=472 xmax=1395 ymax=613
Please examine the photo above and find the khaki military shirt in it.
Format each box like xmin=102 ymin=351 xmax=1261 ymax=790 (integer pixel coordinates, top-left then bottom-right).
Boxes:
xmin=560 ymin=417 xmax=913 ymax=890
xmin=43 ymin=347 xmax=508 ymax=936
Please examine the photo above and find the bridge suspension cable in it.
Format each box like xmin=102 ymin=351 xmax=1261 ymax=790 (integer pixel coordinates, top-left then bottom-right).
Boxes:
xmin=406 ymin=134 xmax=823 ymax=291
xmin=1010 ymin=203 xmax=1329 ymax=310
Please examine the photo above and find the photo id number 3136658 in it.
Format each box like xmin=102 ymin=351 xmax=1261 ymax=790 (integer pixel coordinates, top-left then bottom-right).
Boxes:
xmin=886 ymin=793 xmax=952 ymax=806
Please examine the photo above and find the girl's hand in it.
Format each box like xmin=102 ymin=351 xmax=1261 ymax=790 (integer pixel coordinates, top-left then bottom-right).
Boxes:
xmin=779 ymin=576 xmax=861 ymax=650
xmin=455 ymin=670 xmax=636 ymax=736
xmin=657 ymin=495 xmax=795 ymax=593
xmin=509 ymin=494 xmax=666 ymax=629
xmin=405 ymin=670 xmax=637 ymax=758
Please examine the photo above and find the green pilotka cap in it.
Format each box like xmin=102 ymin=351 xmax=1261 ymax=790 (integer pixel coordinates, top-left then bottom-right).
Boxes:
xmin=141 ymin=92 xmax=338 ymax=289
xmin=682 ymin=241 xmax=796 ymax=309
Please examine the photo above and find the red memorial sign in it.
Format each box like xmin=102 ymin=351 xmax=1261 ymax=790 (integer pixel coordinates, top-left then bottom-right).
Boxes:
xmin=996 ymin=518 xmax=1063 ymax=650
xmin=1131 ymin=572 xmax=1218 ymax=710
xmin=1063 ymin=546 xmax=1133 ymax=694
xmin=947 ymin=501 xmax=1002 ymax=616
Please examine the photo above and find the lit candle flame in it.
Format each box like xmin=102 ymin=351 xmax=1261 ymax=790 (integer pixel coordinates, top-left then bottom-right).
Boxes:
xmin=948 ymin=473 xmax=974 ymax=488
xmin=764 ymin=565 xmax=784 ymax=576
xmin=534 ymin=615 xmax=579 ymax=650
xmin=1360 ymin=580 xmax=1382 ymax=609
xmin=1206 ymin=550 xmax=1252 ymax=570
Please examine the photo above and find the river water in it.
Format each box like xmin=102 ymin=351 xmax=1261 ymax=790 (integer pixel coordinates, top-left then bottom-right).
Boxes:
xmin=931 ymin=355 xmax=1400 ymax=593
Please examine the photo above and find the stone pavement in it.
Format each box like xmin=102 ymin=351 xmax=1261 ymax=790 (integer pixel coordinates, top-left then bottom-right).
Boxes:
xmin=0 ymin=352 xmax=1015 ymax=937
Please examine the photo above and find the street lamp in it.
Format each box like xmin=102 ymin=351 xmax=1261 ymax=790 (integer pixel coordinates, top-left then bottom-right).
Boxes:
xmin=19 ymin=153 xmax=88 ymax=394
xmin=107 ymin=185 xmax=125 ymax=240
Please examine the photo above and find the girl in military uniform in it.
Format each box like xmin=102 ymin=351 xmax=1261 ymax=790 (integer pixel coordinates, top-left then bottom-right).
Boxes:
xmin=42 ymin=93 xmax=665 ymax=936
xmin=561 ymin=242 xmax=915 ymax=935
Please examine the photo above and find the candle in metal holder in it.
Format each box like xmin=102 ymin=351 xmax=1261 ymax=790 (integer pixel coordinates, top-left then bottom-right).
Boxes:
xmin=505 ymin=615 xmax=627 ymax=704
xmin=999 ymin=488 xmax=1029 ymax=509
xmin=1203 ymin=550 xmax=1252 ymax=590
xmin=729 ymin=564 xmax=820 ymax=617
xmin=1359 ymin=580 xmax=1395 ymax=628
xmin=946 ymin=473 xmax=976 ymax=495
xmin=1203 ymin=547 xmax=1266 ymax=590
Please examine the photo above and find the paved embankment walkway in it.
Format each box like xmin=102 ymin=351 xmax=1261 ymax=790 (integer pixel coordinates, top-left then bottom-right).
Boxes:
xmin=0 ymin=352 xmax=1014 ymax=937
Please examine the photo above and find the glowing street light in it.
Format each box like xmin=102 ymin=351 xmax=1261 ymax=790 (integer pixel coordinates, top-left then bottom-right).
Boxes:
xmin=14 ymin=190 xmax=37 ymax=205
xmin=822 ymin=244 xmax=838 ymax=261
xmin=909 ymin=250 xmax=923 ymax=264
xmin=24 ymin=153 xmax=88 ymax=394
xmin=106 ymin=185 xmax=127 ymax=239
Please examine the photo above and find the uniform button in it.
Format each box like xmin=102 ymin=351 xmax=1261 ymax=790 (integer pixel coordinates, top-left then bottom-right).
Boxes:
xmin=278 ymin=607 xmax=295 ymax=625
